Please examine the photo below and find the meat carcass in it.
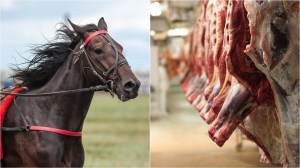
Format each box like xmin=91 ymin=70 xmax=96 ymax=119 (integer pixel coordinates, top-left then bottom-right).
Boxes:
xmin=244 ymin=1 xmax=299 ymax=167
xmin=175 ymin=0 xmax=299 ymax=166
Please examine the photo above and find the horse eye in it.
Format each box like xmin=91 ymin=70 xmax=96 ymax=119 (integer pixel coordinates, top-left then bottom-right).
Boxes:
xmin=94 ymin=47 xmax=103 ymax=54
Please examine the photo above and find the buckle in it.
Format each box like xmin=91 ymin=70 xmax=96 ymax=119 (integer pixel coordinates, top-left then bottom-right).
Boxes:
xmin=25 ymin=125 xmax=31 ymax=131
xmin=20 ymin=125 xmax=31 ymax=132
xmin=79 ymin=44 xmax=85 ymax=49
xmin=103 ymin=71 xmax=108 ymax=76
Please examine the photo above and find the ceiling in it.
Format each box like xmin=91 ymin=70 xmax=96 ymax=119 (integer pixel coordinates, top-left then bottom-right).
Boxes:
xmin=151 ymin=0 xmax=199 ymax=41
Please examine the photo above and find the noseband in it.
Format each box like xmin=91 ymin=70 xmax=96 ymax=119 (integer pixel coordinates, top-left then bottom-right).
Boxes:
xmin=75 ymin=30 xmax=128 ymax=96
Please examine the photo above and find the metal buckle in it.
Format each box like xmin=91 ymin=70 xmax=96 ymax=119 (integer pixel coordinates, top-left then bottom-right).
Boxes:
xmin=79 ymin=44 xmax=85 ymax=49
xmin=21 ymin=125 xmax=31 ymax=132
xmin=25 ymin=125 xmax=31 ymax=131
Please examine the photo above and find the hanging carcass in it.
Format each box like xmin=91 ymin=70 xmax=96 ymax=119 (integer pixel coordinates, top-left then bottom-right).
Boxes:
xmin=176 ymin=0 xmax=299 ymax=166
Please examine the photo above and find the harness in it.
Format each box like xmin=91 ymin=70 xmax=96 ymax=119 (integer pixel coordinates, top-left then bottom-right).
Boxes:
xmin=0 ymin=30 xmax=127 ymax=137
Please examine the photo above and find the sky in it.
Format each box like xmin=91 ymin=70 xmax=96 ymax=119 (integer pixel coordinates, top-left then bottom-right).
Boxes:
xmin=0 ymin=0 xmax=150 ymax=72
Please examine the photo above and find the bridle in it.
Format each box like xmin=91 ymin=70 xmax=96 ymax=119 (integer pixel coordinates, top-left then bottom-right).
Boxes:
xmin=75 ymin=30 xmax=128 ymax=96
xmin=0 ymin=30 xmax=128 ymax=136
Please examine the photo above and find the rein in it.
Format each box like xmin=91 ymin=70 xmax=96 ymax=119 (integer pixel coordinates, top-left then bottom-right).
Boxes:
xmin=0 ymin=30 xmax=126 ymax=137
xmin=0 ymin=85 xmax=107 ymax=97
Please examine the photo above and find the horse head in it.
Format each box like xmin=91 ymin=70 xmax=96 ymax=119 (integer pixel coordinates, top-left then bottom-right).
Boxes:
xmin=68 ymin=17 xmax=140 ymax=101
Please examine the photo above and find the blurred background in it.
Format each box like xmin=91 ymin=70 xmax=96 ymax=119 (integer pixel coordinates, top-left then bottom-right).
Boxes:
xmin=0 ymin=0 xmax=149 ymax=167
xmin=150 ymin=0 xmax=272 ymax=167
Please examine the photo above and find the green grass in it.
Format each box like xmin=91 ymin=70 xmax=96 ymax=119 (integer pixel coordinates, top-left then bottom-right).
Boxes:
xmin=82 ymin=93 xmax=149 ymax=167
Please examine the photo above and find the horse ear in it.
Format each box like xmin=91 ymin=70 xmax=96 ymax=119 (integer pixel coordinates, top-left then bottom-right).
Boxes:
xmin=98 ymin=17 xmax=108 ymax=30
xmin=68 ymin=19 xmax=85 ymax=38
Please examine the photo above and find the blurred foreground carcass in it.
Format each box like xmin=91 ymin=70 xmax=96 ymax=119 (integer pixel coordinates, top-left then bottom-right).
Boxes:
xmin=177 ymin=0 xmax=299 ymax=167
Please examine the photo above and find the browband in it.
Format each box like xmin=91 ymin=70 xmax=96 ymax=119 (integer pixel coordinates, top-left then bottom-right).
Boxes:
xmin=80 ymin=30 xmax=108 ymax=49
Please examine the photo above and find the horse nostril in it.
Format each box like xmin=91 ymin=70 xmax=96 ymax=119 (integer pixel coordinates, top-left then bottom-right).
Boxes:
xmin=124 ymin=81 xmax=136 ymax=92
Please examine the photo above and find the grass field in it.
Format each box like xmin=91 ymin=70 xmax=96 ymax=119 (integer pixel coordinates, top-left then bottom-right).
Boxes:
xmin=82 ymin=93 xmax=149 ymax=167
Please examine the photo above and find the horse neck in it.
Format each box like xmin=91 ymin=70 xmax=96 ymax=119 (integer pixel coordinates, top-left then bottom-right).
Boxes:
xmin=34 ymin=43 xmax=94 ymax=131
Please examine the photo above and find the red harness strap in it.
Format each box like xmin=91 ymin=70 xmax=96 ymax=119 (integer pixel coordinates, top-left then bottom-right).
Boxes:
xmin=1 ymin=87 xmax=25 ymax=159
xmin=0 ymin=87 xmax=82 ymax=160
xmin=80 ymin=30 xmax=108 ymax=49
xmin=0 ymin=87 xmax=25 ymax=126
xmin=29 ymin=126 xmax=82 ymax=136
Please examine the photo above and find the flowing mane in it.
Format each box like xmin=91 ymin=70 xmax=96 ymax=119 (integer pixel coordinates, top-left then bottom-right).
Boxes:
xmin=11 ymin=23 xmax=99 ymax=89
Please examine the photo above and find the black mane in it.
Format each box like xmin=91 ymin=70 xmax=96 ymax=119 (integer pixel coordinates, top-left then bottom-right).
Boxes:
xmin=11 ymin=23 xmax=99 ymax=89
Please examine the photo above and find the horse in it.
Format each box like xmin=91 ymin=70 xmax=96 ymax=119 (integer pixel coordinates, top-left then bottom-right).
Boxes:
xmin=1 ymin=17 xmax=140 ymax=166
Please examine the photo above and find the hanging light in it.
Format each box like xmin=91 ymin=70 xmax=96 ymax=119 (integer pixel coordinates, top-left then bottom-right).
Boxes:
xmin=167 ymin=28 xmax=189 ymax=37
xmin=150 ymin=30 xmax=156 ymax=36
xmin=150 ymin=2 xmax=162 ymax=16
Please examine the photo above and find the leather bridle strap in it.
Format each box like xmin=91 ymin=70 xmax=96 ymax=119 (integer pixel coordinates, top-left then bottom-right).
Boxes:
xmin=0 ymin=85 xmax=106 ymax=97
xmin=101 ymin=35 xmax=127 ymax=79
xmin=79 ymin=30 xmax=128 ymax=94
xmin=80 ymin=30 xmax=108 ymax=49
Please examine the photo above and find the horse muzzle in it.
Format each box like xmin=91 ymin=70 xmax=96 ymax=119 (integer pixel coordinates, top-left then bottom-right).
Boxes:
xmin=117 ymin=78 xmax=140 ymax=101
